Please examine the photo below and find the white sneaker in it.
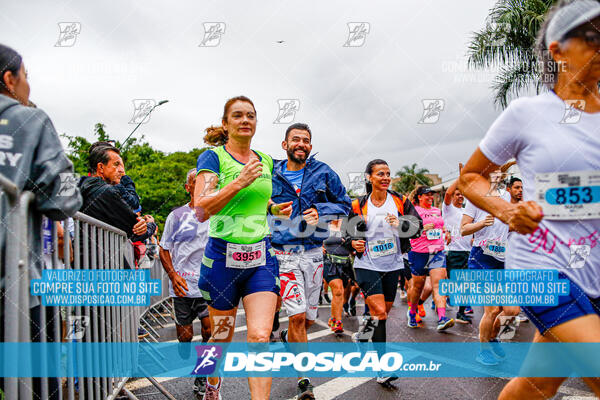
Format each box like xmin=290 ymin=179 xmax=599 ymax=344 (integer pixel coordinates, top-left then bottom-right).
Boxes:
xmin=376 ymin=376 xmax=398 ymax=385
xmin=399 ymin=290 xmax=407 ymax=300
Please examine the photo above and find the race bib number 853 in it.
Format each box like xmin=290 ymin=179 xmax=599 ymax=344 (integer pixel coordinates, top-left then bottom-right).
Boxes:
xmin=536 ymin=171 xmax=600 ymax=220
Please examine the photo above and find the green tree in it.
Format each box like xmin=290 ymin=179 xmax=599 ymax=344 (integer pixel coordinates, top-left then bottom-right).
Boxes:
xmin=393 ymin=163 xmax=433 ymax=195
xmin=62 ymin=124 xmax=207 ymax=233
xmin=467 ymin=0 xmax=554 ymax=108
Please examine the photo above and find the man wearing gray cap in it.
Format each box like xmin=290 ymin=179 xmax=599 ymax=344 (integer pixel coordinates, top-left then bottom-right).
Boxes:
xmin=459 ymin=0 xmax=600 ymax=398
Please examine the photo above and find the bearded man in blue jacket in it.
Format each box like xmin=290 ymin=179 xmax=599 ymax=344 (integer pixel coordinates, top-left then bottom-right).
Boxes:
xmin=268 ymin=122 xmax=351 ymax=399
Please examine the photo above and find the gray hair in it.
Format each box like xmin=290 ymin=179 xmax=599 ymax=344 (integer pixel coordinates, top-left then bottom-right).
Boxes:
xmin=186 ymin=168 xmax=197 ymax=183
xmin=536 ymin=0 xmax=578 ymax=89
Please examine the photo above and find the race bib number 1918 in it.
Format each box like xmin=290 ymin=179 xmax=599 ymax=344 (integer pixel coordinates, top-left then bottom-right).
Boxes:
xmin=536 ymin=171 xmax=600 ymax=220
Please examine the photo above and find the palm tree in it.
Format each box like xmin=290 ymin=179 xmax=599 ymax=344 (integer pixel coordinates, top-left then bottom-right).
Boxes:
xmin=393 ymin=163 xmax=433 ymax=195
xmin=468 ymin=0 xmax=554 ymax=108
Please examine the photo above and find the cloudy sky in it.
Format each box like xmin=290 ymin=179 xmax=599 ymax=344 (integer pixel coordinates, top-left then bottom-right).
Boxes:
xmin=3 ymin=0 xmax=516 ymax=187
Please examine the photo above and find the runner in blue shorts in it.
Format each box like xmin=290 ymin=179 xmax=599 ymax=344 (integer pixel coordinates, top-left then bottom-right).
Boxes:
xmin=460 ymin=1 xmax=600 ymax=396
xmin=194 ymin=96 xmax=293 ymax=400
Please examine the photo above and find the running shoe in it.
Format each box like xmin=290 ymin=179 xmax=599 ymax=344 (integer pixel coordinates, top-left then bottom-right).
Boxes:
xmin=297 ymin=378 xmax=315 ymax=400
xmin=352 ymin=317 xmax=376 ymax=342
xmin=194 ymin=377 xmax=207 ymax=398
xmin=464 ymin=306 xmax=474 ymax=315
xmin=331 ymin=319 xmax=344 ymax=334
xmin=323 ymin=293 xmax=331 ymax=304
xmin=399 ymin=290 xmax=408 ymax=300
xmin=407 ymin=309 xmax=418 ymax=328
xmin=455 ymin=312 xmax=472 ymax=324
xmin=437 ymin=316 xmax=455 ymax=331
xmin=343 ymin=303 xmax=350 ymax=317
xmin=476 ymin=350 xmax=499 ymax=366
xmin=407 ymin=302 xmax=422 ymax=322
xmin=430 ymin=301 xmax=436 ymax=310
xmin=516 ymin=311 xmax=529 ymax=323
xmin=489 ymin=339 xmax=506 ymax=360
xmin=279 ymin=329 xmax=288 ymax=343
xmin=202 ymin=378 xmax=222 ymax=400
xmin=376 ymin=376 xmax=398 ymax=386
xmin=417 ymin=304 xmax=426 ymax=317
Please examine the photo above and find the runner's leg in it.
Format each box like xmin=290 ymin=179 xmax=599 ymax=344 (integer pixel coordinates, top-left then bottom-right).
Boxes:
xmin=243 ymin=291 xmax=278 ymax=400
xmin=499 ymin=315 xmax=600 ymax=399
xmin=206 ymin=306 xmax=237 ymax=386
xmin=329 ymin=278 xmax=344 ymax=322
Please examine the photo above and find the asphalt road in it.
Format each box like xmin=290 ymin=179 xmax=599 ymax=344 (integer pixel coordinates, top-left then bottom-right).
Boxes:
xmin=125 ymin=293 xmax=596 ymax=400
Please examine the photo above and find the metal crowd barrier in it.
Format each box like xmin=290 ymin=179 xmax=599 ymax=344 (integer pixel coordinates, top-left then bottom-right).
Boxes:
xmin=0 ymin=172 xmax=166 ymax=400
xmin=138 ymin=258 xmax=175 ymax=344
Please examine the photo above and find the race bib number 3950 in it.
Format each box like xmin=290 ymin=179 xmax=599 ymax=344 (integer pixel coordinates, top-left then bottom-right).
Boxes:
xmin=226 ymin=241 xmax=266 ymax=269
xmin=535 ymin=171 xmax=600 ymax=220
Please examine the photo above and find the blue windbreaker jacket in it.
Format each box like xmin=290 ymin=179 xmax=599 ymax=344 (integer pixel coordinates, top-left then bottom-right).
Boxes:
xmin=269 ymin=155 xmax=351 ymax=250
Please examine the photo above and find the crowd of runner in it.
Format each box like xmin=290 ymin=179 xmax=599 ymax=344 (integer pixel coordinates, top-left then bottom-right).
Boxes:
xmin=0 ymin=0 xmax=599 ymax=399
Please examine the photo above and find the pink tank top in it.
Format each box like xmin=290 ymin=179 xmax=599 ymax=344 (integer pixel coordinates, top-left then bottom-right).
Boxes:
xmin=410 ymin=205 xmax=444 ymax=253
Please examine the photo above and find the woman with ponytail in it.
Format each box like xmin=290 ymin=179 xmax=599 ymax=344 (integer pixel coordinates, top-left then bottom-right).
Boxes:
xmin=344 ymin=159 xmax=422 ymax=388
xmin=193 ymin=96 xmax=293 ymax=400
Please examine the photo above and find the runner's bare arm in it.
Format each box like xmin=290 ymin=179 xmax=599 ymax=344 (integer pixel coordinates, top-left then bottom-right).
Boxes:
xmin=459 ymin=149 xmax=542 ymax=234
xmin=460 ymin=214 xmax=489 ymax=236
xmin=158 ymin=246 xmax=188 ymax=297
xmin=194 ymin=159 xmax=263 ymax=221
xmin=444 ymin=163 xmax=463 ymax=206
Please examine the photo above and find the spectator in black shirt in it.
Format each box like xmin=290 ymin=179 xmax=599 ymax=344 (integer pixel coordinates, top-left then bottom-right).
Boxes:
xmin=78 ymin=143 xmax=156 ymax=241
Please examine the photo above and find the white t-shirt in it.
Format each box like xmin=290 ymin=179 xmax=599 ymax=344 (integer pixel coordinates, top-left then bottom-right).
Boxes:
xmin=479 ymin=91 xmax=600 ymax=298
xmin=463 ymin=193 xmax=510 ymax=260
xmin=160 ymin=204 xmax=209 ymax=298
xmin=442 ymin=202 xmax=473 ymax=252
xmin=353 ymin=194 xmax=403 ymax=272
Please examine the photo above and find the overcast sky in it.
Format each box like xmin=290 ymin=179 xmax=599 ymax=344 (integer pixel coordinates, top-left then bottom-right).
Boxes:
xmin=3 ymin=0 xmax=510 ymax=186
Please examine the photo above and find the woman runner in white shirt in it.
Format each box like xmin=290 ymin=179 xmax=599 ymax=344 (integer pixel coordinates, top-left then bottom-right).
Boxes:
xmin=459 ymin=1 xmax=600 ymax=397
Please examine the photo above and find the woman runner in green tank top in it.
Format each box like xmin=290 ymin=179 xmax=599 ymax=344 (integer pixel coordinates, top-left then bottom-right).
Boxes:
xmin=194 ymin=96 xmax=292 ymax=400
